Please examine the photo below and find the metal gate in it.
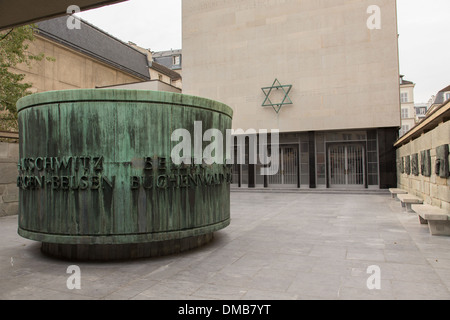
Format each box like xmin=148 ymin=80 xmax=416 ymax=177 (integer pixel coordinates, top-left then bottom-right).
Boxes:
xmin=268 ymin=146 xmax=298 ymax=187
xmin=329 ymin=144 xmax=365 ymax=187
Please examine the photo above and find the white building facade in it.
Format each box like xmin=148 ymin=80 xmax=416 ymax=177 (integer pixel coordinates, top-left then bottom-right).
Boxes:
xmin=399 ymin=76 xmax=416 ymax=137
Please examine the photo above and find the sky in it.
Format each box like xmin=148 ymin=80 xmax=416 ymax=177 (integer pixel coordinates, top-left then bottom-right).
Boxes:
xmin=77 ymin=0 xmax=182 ymax=52
xmin=396 ymin=0 xmax=450 ymax=102
xmin=77 ymin=0 xmax=450 ymax=103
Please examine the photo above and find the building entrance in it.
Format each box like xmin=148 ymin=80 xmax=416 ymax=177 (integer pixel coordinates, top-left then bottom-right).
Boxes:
xmin=328 ymin=144 xmax=365 ymax=188
xmin=268 ymin=146 xmax=298 ymax=187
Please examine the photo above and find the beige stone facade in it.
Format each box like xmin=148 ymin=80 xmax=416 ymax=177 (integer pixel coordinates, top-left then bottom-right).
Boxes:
xmin=11 ymin=34 xmax=144 ymax=95
xmin=148 ymin=67 xmax=182 ymax=90
xmin=396 ymin=102 xmax=450 ymax=211
xmin=183 ymin=0 xmax=400 ymax=132
xmin=0 ymin=142 xmax=19 ymax=217
xmin=128 ymin=43 xmax=183 ymax=90
xmin=399 ymin=78 xmax=416 ymax=137
xmin=100 ymin=80 xmax=181 ymax=93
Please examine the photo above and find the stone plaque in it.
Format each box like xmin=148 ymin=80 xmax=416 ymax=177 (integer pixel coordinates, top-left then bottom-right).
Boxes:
xmin=420 ymin=150 xmax=431 ymax=177
xmin=436 ymin=144 xmax=449 ymax=178
xmin=398 ymin=157 xmax=404 ymax=174
xmin=404 ymin=156 xmax=411 ymax=175
xmin=411 ymin=153 xmax=419 ymax=176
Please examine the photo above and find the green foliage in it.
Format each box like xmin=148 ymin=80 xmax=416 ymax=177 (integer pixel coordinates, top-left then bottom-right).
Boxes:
xmin=0 ymin=25 xmax=53 ymax=119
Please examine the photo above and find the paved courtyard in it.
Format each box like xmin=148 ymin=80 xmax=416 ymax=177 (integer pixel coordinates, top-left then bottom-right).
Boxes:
xmin=1 ymin=191 xmax=450 ymax=300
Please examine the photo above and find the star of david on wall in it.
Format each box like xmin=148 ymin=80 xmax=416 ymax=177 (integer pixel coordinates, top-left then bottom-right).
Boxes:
xmin=261 ymin=79 xmax=293 ymax=114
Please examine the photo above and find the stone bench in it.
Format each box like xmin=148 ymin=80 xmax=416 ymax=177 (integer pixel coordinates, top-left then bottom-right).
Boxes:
xmin=389 ymin=188 xmax=408 ymax=199
xmin=397 ymin=194 xmax=424 ymax=212
xmin=412 ymin=204 xmax=450 ymax=236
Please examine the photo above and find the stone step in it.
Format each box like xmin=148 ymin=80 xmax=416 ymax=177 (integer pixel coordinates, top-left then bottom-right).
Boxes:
xmin=231 ymin=187 xmax=390 ymax=195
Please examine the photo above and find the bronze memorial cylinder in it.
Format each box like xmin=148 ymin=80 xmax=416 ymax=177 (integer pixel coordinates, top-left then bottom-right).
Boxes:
xmin=16 ymin=89 xmax=233 ymax=260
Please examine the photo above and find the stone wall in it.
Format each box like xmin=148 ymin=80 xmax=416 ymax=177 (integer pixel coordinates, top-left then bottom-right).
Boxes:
xmin=397 ymin=121 xmax=450 ymax=211
xmin=183 ymin=0 xmax=400 ymax=132
xmin=11 ymin=34 xmax=144 ymax=95
xmin=0 ymin=142 xmax=19 ymax=217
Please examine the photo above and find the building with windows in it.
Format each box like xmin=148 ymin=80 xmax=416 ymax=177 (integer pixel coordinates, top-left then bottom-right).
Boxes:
xmin=127 ymin=43 xmax=182 ymax=91
xmin=10 ymin=16 xmax=150 ymax=95
xmin=442 ymin=87 xmax=450 ymax=104
xmin=399 ymin=76 xmax=416 ymax=137
xmin=182 ymin=0 xmax=401 ymax=190
xmin=414 ymin=103 xmax=428 ymax=123
xmin=9 ymin=16 xmax=183 ymax=101
xmin=427 ymin=85 xmax=450 ymax=115
xmin=152 ymin=49 xmax=182 ymax=75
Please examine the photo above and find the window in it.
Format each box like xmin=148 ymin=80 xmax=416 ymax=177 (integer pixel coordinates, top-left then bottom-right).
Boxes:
xmin=158 ymin=74 xmax=163 ymax=81
xmin=173 ymin=55 xmax=181 ymax=66
xmin=416 ymin=107 xmax=426 ymax=115
xmin=445 ymin=92 xmax=450 ymax=101
xmin=400 ymin=92 xmax=408 ymax=103
xmin=401 ymin=108 xmax=409 ymax=119
xmin=399 ymin=125 xmax=410 ymax=137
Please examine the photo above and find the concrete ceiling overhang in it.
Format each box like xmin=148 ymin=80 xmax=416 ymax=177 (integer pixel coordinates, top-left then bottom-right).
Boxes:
xmin=0 ymin=0 xmax=127 ymax=31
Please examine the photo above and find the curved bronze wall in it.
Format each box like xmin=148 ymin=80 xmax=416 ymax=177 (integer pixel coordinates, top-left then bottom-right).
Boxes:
xmin=16 ymin=89 xmax=233 ymax=259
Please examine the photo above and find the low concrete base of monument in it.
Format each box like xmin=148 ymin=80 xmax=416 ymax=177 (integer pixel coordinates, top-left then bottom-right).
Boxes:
xmin=41 ymin=233 xmax=215 ymax=261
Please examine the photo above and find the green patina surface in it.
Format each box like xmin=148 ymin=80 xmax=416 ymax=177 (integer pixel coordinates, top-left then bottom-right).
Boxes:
xmin=17 ymin=89 xmax=233 ymax=245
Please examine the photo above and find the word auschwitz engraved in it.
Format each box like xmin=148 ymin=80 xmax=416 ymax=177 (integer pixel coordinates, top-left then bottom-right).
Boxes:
xmin=17 ymin=156 xmax=112 ymax=191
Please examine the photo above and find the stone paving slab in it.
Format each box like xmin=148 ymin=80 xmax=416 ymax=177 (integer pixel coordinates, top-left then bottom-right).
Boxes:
xmin=1 ymin=192 xmax=450 ymax=300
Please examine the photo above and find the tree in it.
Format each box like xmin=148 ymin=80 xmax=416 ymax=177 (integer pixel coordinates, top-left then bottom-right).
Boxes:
xmin=0 ymin=25 xmax=53 ymax=119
